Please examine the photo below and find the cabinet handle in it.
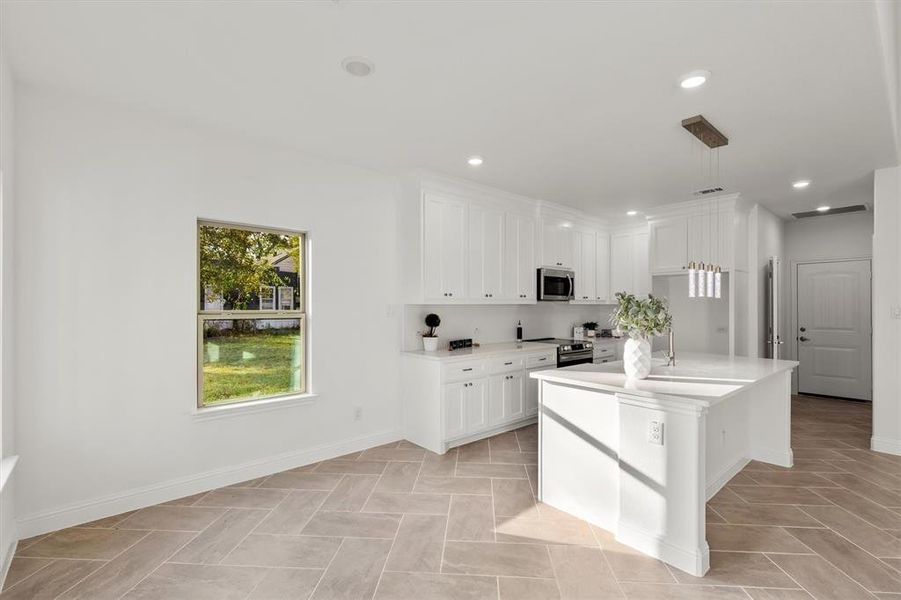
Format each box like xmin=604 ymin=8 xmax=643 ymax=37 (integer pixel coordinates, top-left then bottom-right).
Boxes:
xmin=463 ymin=368 xmax=473 ymax=372
xmin=504 ymin=361 xmax=513 ymax=365
xmin=538 ymin=357 xmax=547 ymax=361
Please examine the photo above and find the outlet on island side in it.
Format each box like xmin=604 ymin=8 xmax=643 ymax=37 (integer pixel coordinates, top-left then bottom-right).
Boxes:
xmin=353 ymin=406 xmax=363 ymax=421
xmin=648 ymin=421 xmax=664 ymax=445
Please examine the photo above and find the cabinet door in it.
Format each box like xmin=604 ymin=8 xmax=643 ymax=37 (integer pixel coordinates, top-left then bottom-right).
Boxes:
xmin=505 ymin=372 xmax=525 ymax=421
xmin=488 ymin=374 xmax=506 ymax=426
xmin=573 ymin=230 xmax=596 ymax=301
xmin=464 ymin=379 xmax=488 ymax=433
xmin=525 ymin=371 xmax=539 ymax=417
xmin=503 ymin=213 xmax=537 ymax=301
xmin=649 ymin=217 xmax=688 ymax=274
xmin=423 ymin=193 xmax=467 ymax=301
xmin=595 ymin=232 xmax=610 ymax=302
xmin=469 ymin=204 xmax=504 ymax=300
xmin=610 ymin=233 xmax=633 ymax=296
xmin=517 ymin=216 xmax=536 ymax=299
xmin=542 ymin=220 xmax=574 ymax=268
xmin=632 ymin=231 xmax=650 ymax=298
xmin=443 ymin=382 xmax=466 ymax=440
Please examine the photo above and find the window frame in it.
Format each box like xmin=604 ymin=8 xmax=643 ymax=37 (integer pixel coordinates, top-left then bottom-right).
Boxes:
xmin=196 ymin=219 xmax=308 ymax=409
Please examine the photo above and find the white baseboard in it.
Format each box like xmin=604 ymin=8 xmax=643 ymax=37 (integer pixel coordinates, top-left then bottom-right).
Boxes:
xmin=871 ymin=436 xmax=901 ymax=456
xmin=705 ymin=457 xmax=750 ymax=502
xmin=17 ymin=429 xmax=402 ymax=539
xmin=444 ymin=417 xmax=537 ymax=452
xmin=616 ymin=520 xmax=710 ymax=577
xmin=750 ymin=447 xmax=793 ymax=469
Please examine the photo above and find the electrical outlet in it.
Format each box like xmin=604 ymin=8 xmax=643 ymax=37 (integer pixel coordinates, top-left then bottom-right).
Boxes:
xmin=648 ymin=421 xmax=664 ymax=445
xmin=892 ymin=306 xmax=901 ymax=320
xmin=353 ymin=406 xmax=363 ymax=421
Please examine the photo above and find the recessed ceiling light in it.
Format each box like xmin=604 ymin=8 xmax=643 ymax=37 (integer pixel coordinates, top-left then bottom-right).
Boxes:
xmin=792 ymin=180 xmax=811 ymax=189
xmin=679 ymin=70 xmax=710 ymax=89
xmin=626 ymin=210 xmax=638 ymax=216
xmin=816 ymin=205 xmax=831 ymax=212
xmin=341 ymin=57 xmax=374 ymax=77
xmin=467 ymin=156 xmax=484 ymax=167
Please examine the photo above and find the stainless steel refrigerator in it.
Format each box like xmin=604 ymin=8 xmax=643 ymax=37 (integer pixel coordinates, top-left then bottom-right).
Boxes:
xmin=766 ymin=257 xmax=783 ymax=359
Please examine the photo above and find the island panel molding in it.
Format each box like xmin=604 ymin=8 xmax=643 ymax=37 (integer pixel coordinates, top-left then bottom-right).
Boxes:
xmin=532 ymin=353 xmax=797 ymax=577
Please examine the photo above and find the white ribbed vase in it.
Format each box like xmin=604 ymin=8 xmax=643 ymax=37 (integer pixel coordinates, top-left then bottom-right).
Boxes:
xmin=623 ymin=337 xmax=652 ymax=380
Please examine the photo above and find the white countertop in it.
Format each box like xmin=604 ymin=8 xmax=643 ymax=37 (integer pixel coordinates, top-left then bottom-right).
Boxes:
xmin=403 ymin=341 xmax=559 ymax=361
xmin=531 ymin=352 xmax=798 ymax=406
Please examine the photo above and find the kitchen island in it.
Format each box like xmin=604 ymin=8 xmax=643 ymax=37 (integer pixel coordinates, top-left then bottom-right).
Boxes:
xmin=530 ymin=352 xmax=798 ymax=577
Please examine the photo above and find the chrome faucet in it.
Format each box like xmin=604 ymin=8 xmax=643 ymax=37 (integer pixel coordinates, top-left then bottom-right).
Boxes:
xmin=665 ymin=330 xmax=676 ymax=367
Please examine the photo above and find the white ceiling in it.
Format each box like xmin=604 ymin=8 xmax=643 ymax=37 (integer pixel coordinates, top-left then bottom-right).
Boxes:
xmin=1 ymin=0 xmax=896 ymax=218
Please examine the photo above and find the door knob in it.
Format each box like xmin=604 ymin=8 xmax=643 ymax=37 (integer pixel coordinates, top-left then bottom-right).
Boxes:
xmin=799 ymin=336 xmax=810 ymax=342
xmin=800 ymin=327 xmax=806 ymax=332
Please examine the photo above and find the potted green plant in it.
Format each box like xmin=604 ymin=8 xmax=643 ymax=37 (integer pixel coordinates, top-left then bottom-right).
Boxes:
xmin=610 ymin=292 xmax=672 ymax=379
xmin=582 ymin=321 xmax=599 ymax=338
xmin=422 ymin=313 xmax=441 ymax=352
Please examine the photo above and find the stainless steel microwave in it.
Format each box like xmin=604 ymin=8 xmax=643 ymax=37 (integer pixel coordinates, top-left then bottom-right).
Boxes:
xmin=537 ymin=267 xmax=575 ymax=301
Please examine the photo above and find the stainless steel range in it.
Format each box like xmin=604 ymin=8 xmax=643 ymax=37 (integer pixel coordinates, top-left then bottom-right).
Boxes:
xmin=525 ymin=338 xmax=594 ymax=367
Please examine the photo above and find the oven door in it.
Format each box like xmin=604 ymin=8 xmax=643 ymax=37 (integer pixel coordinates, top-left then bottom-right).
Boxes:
xmin=557 ymin=350 xmax=594 ymax=368
xmin=538 ymin=268 xmax=574 ymax=301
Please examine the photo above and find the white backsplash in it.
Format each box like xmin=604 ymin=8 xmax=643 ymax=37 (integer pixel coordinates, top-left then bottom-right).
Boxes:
xmin=403 ymin=303 xmax=615 ymax=351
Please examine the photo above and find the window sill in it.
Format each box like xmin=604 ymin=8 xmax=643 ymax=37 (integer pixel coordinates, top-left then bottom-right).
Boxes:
xmin=192 ymin=393 xmax=318 ymax=422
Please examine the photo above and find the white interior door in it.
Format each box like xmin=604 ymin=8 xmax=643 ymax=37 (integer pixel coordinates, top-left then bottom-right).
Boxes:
xmin=797 ymin=260 xmax=872 ymax=401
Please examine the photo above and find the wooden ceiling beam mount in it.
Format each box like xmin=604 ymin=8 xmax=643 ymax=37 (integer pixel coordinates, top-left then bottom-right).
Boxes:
xmin=681 ymin=115 xmax=729 ymax=148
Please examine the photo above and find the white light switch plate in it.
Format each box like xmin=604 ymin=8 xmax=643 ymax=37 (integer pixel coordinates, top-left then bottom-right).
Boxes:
xmin=648 ymin=421 xmax=664 ymax=445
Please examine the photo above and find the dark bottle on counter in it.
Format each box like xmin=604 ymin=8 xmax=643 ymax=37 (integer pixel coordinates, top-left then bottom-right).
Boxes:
xmin=516 ymin=320 xmax=523 ymax=342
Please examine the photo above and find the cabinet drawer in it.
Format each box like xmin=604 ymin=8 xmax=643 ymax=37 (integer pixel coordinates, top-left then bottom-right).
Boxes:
xmin=488 ymin=355 xmax=524 ymax=374
xmin=593 ymin=345 xmax=615 ymax=358
xmin=526 ymin=353 xmax=556 ymax=368
xmin=442 ymin=361 xmax=487 ymax=382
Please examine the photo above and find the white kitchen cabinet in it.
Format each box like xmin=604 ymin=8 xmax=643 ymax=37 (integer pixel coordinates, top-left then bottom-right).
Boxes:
xmin=463 ymin=379 xmax=488 ymax=433
xmin=488 ymin=371 xmax=524 ymax=426
xmin=503 ymin=213 xmax=537 ymax=301
xmin=402 ymin=345 xmax=555 ymax=453
xmin=610 ymin=228 xmax=650 ymax=298
xmin=443 ymin=382 xmax=466 ymax=440
xmin=541 ymin=219 xmax=574 ymax=268
xmin=595 ymin=232 xmax=611 ymax=302
xmin=633 ymin=231 xmax=650 ymax=297
xmin=468 ymin=204 xmax=505 ymax=300
xmin=572 ymin=230 xmax=597 ymax=302
xmin=649 ymin=216 xmax=688 ymax=274
xmin=423 ymin=193 xmax=467 ymax=301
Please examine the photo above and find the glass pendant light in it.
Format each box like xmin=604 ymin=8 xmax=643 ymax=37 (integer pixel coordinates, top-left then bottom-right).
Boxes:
xmin=714 ymin=266 xmax=722 ymax=299
xmin=688 ymin=261 xmax=697 ymax=298
xmin=706 ymin=264 xmax=715 ymax=297
xmin=697 ymin=262 xmax=706 ymax=298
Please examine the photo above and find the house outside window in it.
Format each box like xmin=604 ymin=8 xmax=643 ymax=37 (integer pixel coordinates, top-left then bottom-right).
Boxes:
xmin=197 ymin=221 xmax=306 ymax=407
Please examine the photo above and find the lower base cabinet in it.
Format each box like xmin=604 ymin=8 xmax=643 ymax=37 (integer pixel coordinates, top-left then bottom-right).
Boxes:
xmin=402 ymin=348 xmax=555 ymax=454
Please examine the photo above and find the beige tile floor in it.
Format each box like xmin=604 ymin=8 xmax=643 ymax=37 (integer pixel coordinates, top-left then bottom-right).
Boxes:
xmin=5 ymin=395 xmax=897 ymax=599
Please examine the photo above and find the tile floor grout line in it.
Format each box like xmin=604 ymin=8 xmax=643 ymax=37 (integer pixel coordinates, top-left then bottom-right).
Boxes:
xmin=46 ymin=528 xmax=154 ymax=600
xmin=306 ymin=537 xmax=345 ymax=600
xmin=0 ymin=558 xmax=57 ymax=596
xmin=113 ymin=527 xmax=209 ymax=600
xmin=215 ymin=489 xmax=289 ymax=566
xmin=761 ymin=551 xmax=822 ymax=599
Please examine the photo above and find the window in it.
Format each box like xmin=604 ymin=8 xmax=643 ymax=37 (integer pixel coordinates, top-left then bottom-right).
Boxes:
xmin=198 ymin=221 xmax=306 ymax=407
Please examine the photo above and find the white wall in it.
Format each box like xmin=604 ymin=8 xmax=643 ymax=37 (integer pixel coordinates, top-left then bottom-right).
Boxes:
xmin=783 ymin=211 xmax=874 ymax=392
xmin=14 ymin=84 xmax=404 ymax=536
xmin=403 ymin=303 xmax=614 ymax=351
xmin=872 ymin=166 xmax=901 ymax=453
xmin=0 ymin=51 xmax=19 ymax=582
xmin=651 ymin=274 xmax=730 ymax=355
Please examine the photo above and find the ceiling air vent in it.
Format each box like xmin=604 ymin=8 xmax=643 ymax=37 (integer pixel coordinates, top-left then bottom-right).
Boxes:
xmin=693 ymin=186 xmax=725 ymax=196
xmin=792 ymin=205 xmax=869 ymax=219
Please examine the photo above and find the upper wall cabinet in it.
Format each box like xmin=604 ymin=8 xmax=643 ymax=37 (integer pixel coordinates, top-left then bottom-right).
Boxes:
xmin=610 ymin=227 xmax=650 ymax=298
xmin=423 ymin=192 xmax=467 ymax=301
xmin=649 ymin=216 xmax=688 ymax=274
xmin=468 ymin=204 xmax=505 ymax=300
xmin=572 ymin=229 xmax=598 ymax=302
xmin=503 ymin=213 xmax=537 ymax=301
xmin=648 ymin=198 xmax=741 ymax=276
xmin=541 ymin=219 xmax=575 ymax=268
